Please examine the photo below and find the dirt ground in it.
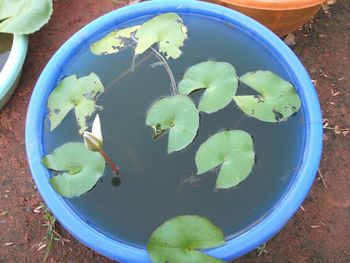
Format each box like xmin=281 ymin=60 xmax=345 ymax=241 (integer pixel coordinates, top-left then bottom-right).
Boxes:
xmin=0 ymin=0 xmax=349 ymax=262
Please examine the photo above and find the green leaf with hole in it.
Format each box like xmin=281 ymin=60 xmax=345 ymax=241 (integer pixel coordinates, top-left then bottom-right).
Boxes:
xmin=178 ymin=61 xmax=238 ymax=114
xmin=233 ymin=71 xmax=301 ymax=122
xmin=42 ymin=143 xmax=105 ymax=198
xmin=146 ymin=95 xmax=199 ymax=153
xmin=0 ymin=0 xmax=52 ymax=34
xmin=147 ymin=215 xmax=226 ymax=263
xmin=90 ymin=25 xmax=140 ymax=55
xmin=196 ymin=130 xmax=254 ymax=189
xmin=47 ymin=73 xmax=104 ymax=133
xmin=135 ymin=13 xmax=187 ymax=59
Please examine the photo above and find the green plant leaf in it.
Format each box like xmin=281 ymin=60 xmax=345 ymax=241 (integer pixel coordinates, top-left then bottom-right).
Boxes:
xmin=146 ymin=95 xmax=199 ymax=153
xmin=0 ymin=0 xmax=52 ymax=34
xmin=178 ymin=61 xmax=238 ymax=113
xmin=90 ymin=25 xmax=140 ymax=55
xmin=135 ymin=13 xmax=187 ymax=59
xmin=42 ymin=143 xmax=105 ymax=198
xmin=196 ymin=130 xmax=254 ymax=189
xmin=47 ymin=73 xmax=104 ymax=133
xmin=233 ymin=71 xmax=301 ymax=122
xmin=147 ymin=215 xmax=226 ymax=263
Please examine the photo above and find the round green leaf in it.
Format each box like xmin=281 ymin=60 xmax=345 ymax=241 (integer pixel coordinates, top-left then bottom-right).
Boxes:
xmin=42 ymin=143 xmax=105 ymax=198
xmin=233 ymin=71 xmax=301 ymax=122
xmin=146 ymin=95 xmax=199 ymax=153
xmin=47 ymin=73 xmax=104 ymax=133
xmin=135 ymin=13 xmax=188 ymax=59
xmin=196 ymin=130 xmax=255 ymax=189
xmin=90 ymin=25 xmax=140 ymax=55
xmin=0 ymin=0 xmax=52 ymax=34
xmin=178 ymin=61 xmax=238 ymax=114
xmin=147 ymin=215 xmax=226 ymax=263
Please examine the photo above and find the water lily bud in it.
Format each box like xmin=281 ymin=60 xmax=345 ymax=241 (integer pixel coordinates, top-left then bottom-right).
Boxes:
xmin=83 ymin=131 xmax=102 ymax=152
xmin=83 ymin=114 xmax=103 ymax=151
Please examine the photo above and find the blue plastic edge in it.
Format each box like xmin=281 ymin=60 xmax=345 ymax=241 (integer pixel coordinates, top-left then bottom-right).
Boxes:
xmin=25 ymin=1 xmax=323 ymax=262
xmin=0 ymin=34 xmax=28 ymax=109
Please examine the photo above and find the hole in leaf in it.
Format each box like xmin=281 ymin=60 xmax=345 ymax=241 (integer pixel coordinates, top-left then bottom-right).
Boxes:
xmin=273 ymin=110 xmax=284 ymax=122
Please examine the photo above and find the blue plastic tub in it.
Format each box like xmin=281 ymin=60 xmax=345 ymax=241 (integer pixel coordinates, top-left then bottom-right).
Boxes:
xmin=25 ymin=1 xmax=323 ymax=262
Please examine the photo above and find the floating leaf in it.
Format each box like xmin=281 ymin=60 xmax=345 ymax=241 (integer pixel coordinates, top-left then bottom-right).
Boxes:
xmin=196 ymin=130 xmax=254 ymax=189
xmin=147 ymin=215 xmax=226 ymax=263
xmin=135 ymin=13 xmax=187 ymax=59
xmin=233 ymin=71 xmax=301 ymax=122
xmin=47 ymin=73 xmax=104 ymax=133
xmin=42 ymin=143 xmax=105 ymax=198
xmin=90 ymin=25 xmax=140 ymax=55
xmin=178 ymin=61 xmax=238 ymax=113
xmin=146 ymin=95 xmax=199 ymax=153
xmin=83 ymin=114 xmax=103 ymax=151
xmin=0 ymin=0 xmax=52 ymax=34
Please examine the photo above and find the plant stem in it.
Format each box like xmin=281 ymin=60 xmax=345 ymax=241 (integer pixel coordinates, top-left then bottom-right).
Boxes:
xmin=150 ymin=47 xmax=178 ymax=96
xmin=97 ymin=148 xmax=120 ymax=176
xmin=105 ymin=52 xmax=153 ymax=90
xmin=232 ymin=115 xmax=245 ymax=129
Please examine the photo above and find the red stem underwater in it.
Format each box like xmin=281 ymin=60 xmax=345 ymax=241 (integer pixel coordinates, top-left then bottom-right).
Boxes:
xmin=98 ymin=148 xmax=120 ymax=176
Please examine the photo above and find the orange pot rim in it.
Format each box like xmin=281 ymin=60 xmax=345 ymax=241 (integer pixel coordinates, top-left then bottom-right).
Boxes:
xmin=217 ymin=0 xmax=327 ymax=10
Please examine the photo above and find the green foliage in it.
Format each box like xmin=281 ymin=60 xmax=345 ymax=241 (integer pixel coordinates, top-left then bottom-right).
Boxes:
xmin=179 ymin=61 xmax=238 ymax=113
xmin=147 ymin=215 xmax=226 ymax=263
xmin=135 ymin=13 xmax=187 ymax=59
xmin=233 ymin=71 xmax=301 ymax=122
xmin=47 ymin=73 xmax=104 ymax=134
xmin=0 ymin=0 xmax=53 ymax=34
xmin=196 ymin=130 xmax=255 ymax=189
xmin=146 ymin=95 xmax=199 ymax=153
xmin=90 ymin=26 xmax=140 ymax=55
xmin=90 ymin=13 xmax=187 ymax=59
xmin=42 ymin=143 xmax=105 ymax=198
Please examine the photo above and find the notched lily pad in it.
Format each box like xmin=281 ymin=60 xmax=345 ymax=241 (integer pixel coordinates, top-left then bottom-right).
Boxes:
xmin=147 ymin=215 xmax=226 ymax=263
xmin=178 ymin=61 xmax=238 ymax=113
xmin=47 ymin=73 xmax=104 ymax=133
xmin=233 ymin=71 xmax=301 ymax=122
xmin=0 ymin=0 xmax=52 ymax=34
xmin=135 ymin=13 xmax=187 ymax=59
xmin=196 ymin=130 xmax=255 ymax=189
xmin=42 ymin=143 xmax=105 ymax=198
xmin=146 ymin=95 xmax=199 ymax=153
xmin=90 ymin=25 xmax=140 ymax=55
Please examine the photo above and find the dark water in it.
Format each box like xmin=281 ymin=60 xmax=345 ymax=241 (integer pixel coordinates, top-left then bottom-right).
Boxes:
xmin=45 ymin=13 xmax=305 ymax=248
xmin=0 ymin=33 xmax=13 ymax=72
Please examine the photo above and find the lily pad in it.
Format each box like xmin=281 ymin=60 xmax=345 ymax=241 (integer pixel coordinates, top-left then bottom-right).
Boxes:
xmin=47 ymin=73 xmax=104 ymax=133
xmin=0 ymin=0 xmax=52 ymax=34
xmin=90 ymin=25 xmax=140 ymax=55
xmin=135 ymin=13 xmax=187 ymax=59
xmin=178 ymin=61 xmax=238 ymax=113
xmin=146 ymin=95 xmax=199 ymax=153
xmin=233 ymin=71 xmax=301 ymax=122
xmin=196 ymin=130 xmax=255 ymax=189
xmin=42 ymin=143 xmax=105 ymax=198
xmin=147 ymin=215 xmax=226 ymax=263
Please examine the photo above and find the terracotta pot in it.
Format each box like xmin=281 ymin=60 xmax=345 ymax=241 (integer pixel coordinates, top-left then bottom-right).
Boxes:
xmin=205 ymin=0 xmax=326 ymax=36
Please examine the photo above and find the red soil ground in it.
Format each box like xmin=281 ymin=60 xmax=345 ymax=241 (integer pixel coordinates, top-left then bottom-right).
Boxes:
xmin=0 ymin=0 xmax=349 ymax=262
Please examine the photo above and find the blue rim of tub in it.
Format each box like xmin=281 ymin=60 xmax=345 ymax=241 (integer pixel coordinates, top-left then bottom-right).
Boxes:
xmin=25 ymin=0 xmax=323 ymax=262
xmin=0 ymin=34 xmax=28 ymax=109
